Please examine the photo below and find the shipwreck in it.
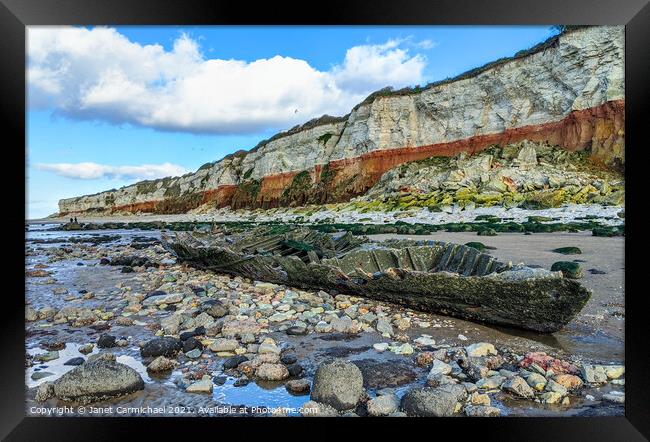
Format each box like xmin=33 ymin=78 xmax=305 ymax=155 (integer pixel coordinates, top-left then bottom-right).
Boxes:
xmin=161 ymin=227 xmax=591 ymax=333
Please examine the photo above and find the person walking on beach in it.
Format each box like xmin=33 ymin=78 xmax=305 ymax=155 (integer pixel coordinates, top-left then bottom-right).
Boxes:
xmin=74 ymin=216 xmax=78 ymax=224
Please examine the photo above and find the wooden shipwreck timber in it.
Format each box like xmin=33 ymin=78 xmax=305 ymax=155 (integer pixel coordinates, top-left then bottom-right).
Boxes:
xmin=161 ymin=227 xmax=591 ymax=333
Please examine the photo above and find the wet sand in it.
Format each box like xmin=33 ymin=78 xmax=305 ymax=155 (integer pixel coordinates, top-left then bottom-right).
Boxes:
xmin=370 ymin=231 xmax=624 ymax=362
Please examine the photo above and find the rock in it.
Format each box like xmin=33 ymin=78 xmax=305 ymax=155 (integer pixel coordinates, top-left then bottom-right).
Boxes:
xmin=476 ymin=376 xmax=505 ymax=390
xmin=186 ymin=378 xmax=213 ymax=393
xmin=373 ymin=343 xmax=389 ymax=352
xmin=285 ymin=379 xmax=311 ymax=394
xmin=97 ymin=334 xmax=116 ymax=348
xmin=142 ymin=293 xmax=184 ymax=306
xmin=223 ymin=355 xmax=248 ymax=370
xmin=301 ymin=400 xmax=339 ymax=417
xmin=390 ymin=343 xmax=414 ymax=355
xmin=311 ymin=359 xmax=364 ymax=411
xmin=35 ymin=382 xmax=55 ymax=402
xmin=208 ymin=338 xmax=239 ymax=353
xmin=415 ymin=352 xmax=434 ymax=367
xmin=140 ymin=337 xmax=182 ymax=358
xmin=429 ymin=359 xmax=452 ymax=377
xmin=35 ymin=351 xmax=59 ymax=362
xmin=147 ymin=356 xmax=176 ymax=373
xmin=602 ymin=391 xmax=625 ymax=404
xmin=541 ymin=391 xmax=564 ymax=404
xmin=202 ymin=299 xmax=228 ymax=318
xmin=413 ymin=336 xmax=436 ymax=346
xmin=400 ymin=387 xmax=458 ymax=417
xmin=221 ymin=318 xmax=261 ymax=337
xmin=258 ymin=338 xmax=281 ymax=355
xmin=286 ymin=363 xmax=304 ymax=377
xmin=31 ymin=371 xmax=55 ymax=380
xmin=280 ymin=354 xmax=298 ymax=365
xmin=256 ymin=363 xmax=290 ymax=381
xmin=367 ymin=393 xmax=400 ymax=416
xmin=52 ymin=356 xmax=144 ymax=404
xmin=501 ymin=376 xmax=535 ymax=399
xmin=470 ymin=392 xmax=491 ymax=406
xmin=580 ymin=364 xmax=608 ymax=384
xmin=552 ymin=246 xmax=582 ymax=255
xmin=465 ymin=342 xmax=497 ymax=357
xmin=515 ymin=143 xmax=537 ymax=167
xmin=182 ymin=337 xmax=204 ymax=353
xmin=160 ymin=315 xmax=182 ymax=335
xmin=464 ymin=405 xmax=501 ymax=417
xmin=78 ymin=344 xmax=94 ymax=355
xmin=553 ymin=373 xmax=583 ymax=390
xmin=185 ymin=348 xmax=202 ymax=359
xmin=63 ymin=357 xmax=85 ymax=366
xmin=602 ymin=365 xmax=625 ymax=379
xmin=314 ymin=321 xmax=332 ymax=333
xmin=26 ymin=306 xmax=39 ymax=322
xmin=376 ymin=318 xmax=394 ymax=336
xmin=551 ymin=261 xmax=583 ymax=279
xmin=526 ymin=373 xmax=547 ymax=391
xmin=330 ymin=316 xmax=355 ymax=333
xmin=545 ymin=379 xmax=568 ymax=395
xmin=519 ymin=352 xmax=578 ymax=374
xmin=286 ymin=326 xmax=308 ymax=336
xmin=269 ymin=313 xmax=291 ymax=323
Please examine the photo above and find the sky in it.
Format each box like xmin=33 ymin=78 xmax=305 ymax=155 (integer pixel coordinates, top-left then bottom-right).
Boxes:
xmin=26 ymin=25 xmax=559 ymax=219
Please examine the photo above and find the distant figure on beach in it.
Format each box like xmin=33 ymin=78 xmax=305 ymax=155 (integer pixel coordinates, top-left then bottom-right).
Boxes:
xmin=74 ymin=217 xmax=78 ymax=224
xmin=69 ymin=217 xmax=73 ymax=223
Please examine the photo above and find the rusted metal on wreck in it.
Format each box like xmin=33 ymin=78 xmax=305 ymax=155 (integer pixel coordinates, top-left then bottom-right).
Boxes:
xmin=161 ymin=227 xmax=591 ymax=333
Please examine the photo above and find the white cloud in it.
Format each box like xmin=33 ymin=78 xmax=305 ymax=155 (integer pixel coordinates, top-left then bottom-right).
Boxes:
xmin=27 ymin=27 xmax=429 ymax=134
xmin=34 ymin=162 xmax=188 ymax=180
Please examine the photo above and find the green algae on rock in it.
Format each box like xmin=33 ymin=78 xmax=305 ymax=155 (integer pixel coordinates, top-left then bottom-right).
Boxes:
xmin=551 ymin=261 xmax=583 ymax=279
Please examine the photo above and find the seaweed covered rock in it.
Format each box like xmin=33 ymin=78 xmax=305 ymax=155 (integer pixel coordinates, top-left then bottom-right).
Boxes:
xmin=140 ymin=337 xmax=182 ymax=358
xmin=552 ymin=247 xmax=582 ymax=255
xmin=551 ymin=261 xmax=583 ymax=279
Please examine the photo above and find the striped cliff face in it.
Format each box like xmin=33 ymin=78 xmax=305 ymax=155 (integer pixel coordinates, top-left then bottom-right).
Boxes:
xmin=58 ymin=26 xmax=625 ymax=216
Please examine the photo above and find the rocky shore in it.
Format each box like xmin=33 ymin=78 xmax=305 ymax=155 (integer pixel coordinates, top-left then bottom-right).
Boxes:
xmin=25 ymin=221 xmax=624 ymax=417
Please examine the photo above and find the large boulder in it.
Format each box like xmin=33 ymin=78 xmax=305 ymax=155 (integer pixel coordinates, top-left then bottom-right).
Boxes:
xmin=50 ymin=355 xmax=144 ymax=404
xmin=400 ymin=387 xmax=459 ymax=417
xmin=310 ymin=359 xmax=364 ymax=411
xmin=140 ymin=337 xmax=182 ymax=358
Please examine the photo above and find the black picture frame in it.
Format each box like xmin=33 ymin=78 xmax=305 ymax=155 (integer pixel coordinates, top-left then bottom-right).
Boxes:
xmin=2 ymin=0 xmax=648 ymax=439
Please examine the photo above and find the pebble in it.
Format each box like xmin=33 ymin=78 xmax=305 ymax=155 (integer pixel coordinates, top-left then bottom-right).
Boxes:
xmin=367 ymin=394 xmax=400 ymax=416
xmin=465 ymin=342 xmax=497 ymax=357
xmin=186 ymin=377 xmax=213 ymax=393
xmin=285 ymin=379 xmax=311 ymax=394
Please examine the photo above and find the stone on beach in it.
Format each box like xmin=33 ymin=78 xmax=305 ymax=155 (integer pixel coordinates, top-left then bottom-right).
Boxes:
xmin=465 ymin=343 xmax=497 ymax=358
xmin=400 ymin=387 xmax=459 ymax=417
xmin=140 ymin=337 xmax=182 ymax=358
xmin=147 ymin=356 xmax=176 ymax=373
xmin=367 ymin=393 xmax=400 ymax=416
xmin=502 ymin=376 xmax=535 ymax=399
xmin=46 ymin=355 xmax=144 ymax=404
xmin=255 ymin=363 xmax=289 ymax=381
xmin=310 ymin=359 xmax=364 ymax=411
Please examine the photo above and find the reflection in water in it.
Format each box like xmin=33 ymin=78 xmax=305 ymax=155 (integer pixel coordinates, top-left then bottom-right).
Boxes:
xmin=213 ymin=378 xmax=308 ymax=415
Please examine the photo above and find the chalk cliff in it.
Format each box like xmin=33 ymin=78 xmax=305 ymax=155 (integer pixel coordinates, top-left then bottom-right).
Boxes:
xmin=58 ymin=26 xmax=624 ymax=216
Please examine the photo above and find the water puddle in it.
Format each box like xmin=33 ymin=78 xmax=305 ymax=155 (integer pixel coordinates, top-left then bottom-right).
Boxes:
xmin=213 ymin=378 xmax=308 ymax=414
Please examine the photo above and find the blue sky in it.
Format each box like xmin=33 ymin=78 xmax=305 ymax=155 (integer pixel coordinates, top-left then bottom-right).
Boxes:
xmin=27 ymin=25 xmax=558 ymax=219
